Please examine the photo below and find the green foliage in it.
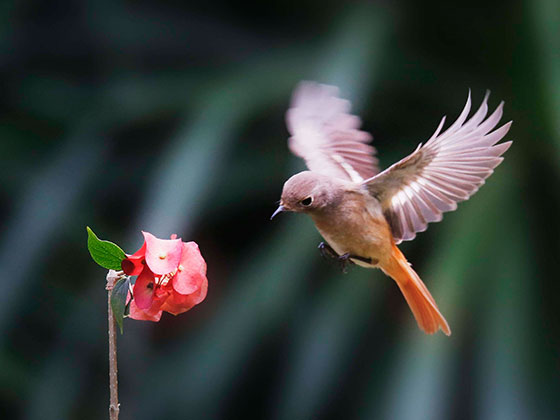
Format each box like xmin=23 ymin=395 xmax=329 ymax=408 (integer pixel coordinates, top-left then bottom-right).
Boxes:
xmin=110 ymin=277 xmax=131 ymax=334
xmin=86 ymin=227 xmax=126 ymax=271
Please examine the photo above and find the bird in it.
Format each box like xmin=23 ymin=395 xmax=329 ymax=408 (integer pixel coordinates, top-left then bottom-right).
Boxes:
xmin=270 ymin=82 xmax=512 ymax=336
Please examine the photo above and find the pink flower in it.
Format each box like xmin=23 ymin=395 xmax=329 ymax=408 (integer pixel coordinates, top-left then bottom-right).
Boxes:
xmin=121 ymin=232 xmax=207 ymax=322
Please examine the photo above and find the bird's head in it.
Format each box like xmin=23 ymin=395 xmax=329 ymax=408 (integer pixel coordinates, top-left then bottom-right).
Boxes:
xmin=271 ymin=171 xmax=342 ymax=219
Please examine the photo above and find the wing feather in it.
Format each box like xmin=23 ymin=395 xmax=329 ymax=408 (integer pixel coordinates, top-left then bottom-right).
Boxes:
xmin=365 ymin=92 xmax=512 ymax=243
xmin=286 ymin=82 xmax=378 ymax=182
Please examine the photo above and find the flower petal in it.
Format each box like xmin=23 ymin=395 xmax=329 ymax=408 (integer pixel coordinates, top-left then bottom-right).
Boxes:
xmin=192 ymin=276 xmax=208 ymax=305
xmin=172 ymin=242 xmax=207 ymax=295
xmin=129 ymin=299 xmax=163 ymax=322
xmin=142 ymin=231 xmax=182 ymax=275
xmin=121 ymin=241 xmax=146 ymax=276
xmin=162 ymin=276 xmax=208 ymax=316
xmin=133 ymin=268 xmax=155 ymax=310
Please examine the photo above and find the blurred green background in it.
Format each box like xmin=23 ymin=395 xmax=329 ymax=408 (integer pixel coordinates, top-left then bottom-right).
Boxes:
xmin=1 ymin=1 xmax=559 ymax=419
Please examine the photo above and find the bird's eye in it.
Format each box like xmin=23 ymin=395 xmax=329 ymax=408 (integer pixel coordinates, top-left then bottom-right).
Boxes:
xmin=301 ymin=197 xmax=313 ymax=206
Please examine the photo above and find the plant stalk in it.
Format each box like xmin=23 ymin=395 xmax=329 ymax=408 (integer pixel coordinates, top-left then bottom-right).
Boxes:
xmin=108 ymin=289 xmax=120 ymax=420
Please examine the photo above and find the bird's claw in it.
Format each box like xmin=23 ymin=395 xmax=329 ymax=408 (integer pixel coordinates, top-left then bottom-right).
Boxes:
xmin=337 ymin=253 xmax=354 ymax=273
xmin=318 ymin=242 xmax=339 ymax=259
xmin=318 ymin=242 xmax=352 ymax=272
xmin=318 ymin=242 xmax=372 ymax=273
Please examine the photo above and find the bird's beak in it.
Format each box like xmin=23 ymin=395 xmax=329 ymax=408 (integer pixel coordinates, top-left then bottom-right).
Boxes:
xmin=270 ymin=205 xmax=286 ymax=220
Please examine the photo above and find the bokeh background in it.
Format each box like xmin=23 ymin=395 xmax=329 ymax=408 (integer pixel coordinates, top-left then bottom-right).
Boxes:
xmin=1 ymin=1 xmax=559 ymax=419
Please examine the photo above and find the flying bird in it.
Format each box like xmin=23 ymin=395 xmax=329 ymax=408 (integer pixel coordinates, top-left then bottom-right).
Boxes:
xmin=271 ymin=82 xmax=512 ymax=335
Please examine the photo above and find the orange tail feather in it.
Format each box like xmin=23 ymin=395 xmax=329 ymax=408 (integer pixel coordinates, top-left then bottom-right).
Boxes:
xmin=381 ymin=244 xmax=451 ymax=336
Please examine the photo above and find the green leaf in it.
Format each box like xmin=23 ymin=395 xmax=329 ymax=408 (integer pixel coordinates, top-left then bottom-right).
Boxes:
xmin=111 ymin=277 xmax=130 ymax=334
xmin=86 ymin=226 xmax=126 ymax=270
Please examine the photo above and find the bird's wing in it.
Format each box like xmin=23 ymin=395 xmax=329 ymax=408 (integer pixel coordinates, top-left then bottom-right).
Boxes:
xmin=364 ymin=91 xmax=512 ymax=243
xmin=286 ymin=81 xmax=378 ymax=183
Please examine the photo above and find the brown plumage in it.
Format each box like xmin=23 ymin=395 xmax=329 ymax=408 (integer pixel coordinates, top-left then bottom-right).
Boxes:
xmin=272 ymin=82 xmax=512 ymax=336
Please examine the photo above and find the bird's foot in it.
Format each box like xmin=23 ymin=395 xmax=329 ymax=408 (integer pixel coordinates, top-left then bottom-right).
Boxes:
xmin=318 ymin=242 xmax=339 ymax=260
xmin=318 ymin=242 xmax=372 ymax=273
xmin=337 ymin=253 xmax=354 ymax=273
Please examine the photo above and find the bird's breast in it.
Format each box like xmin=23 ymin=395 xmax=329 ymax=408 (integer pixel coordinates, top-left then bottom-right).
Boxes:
xmin=311 ymin=191 xmax=393 ymax=266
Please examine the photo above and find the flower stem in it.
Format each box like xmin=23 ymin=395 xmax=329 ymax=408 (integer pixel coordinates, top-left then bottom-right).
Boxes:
xmin=108 ymin=289 xmax=120 ymax=420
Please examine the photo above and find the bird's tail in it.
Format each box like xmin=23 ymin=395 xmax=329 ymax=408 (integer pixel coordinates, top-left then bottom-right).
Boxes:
xmin=381 ymin=244 xmax=451 ymax=335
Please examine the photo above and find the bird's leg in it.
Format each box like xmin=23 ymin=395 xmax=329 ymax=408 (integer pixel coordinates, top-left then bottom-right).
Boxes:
xmin=337 ymin=253 xmax=373 ymax=273
xmin=337 ymin=253 xmax=353 ymax=273
xmin=318 ymin=242 xmax=339 ymax=260
xmin=318 ymin=242 xmax=352 ymax=273
xmin=318 ymin=242 xmax=373 ymax=273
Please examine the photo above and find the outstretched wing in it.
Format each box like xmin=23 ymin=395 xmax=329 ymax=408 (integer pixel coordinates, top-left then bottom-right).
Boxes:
xmin=286 ymin=82 xmax=378 ymax=182
xmin=365 ymin=91 xmax=512 ymax=243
